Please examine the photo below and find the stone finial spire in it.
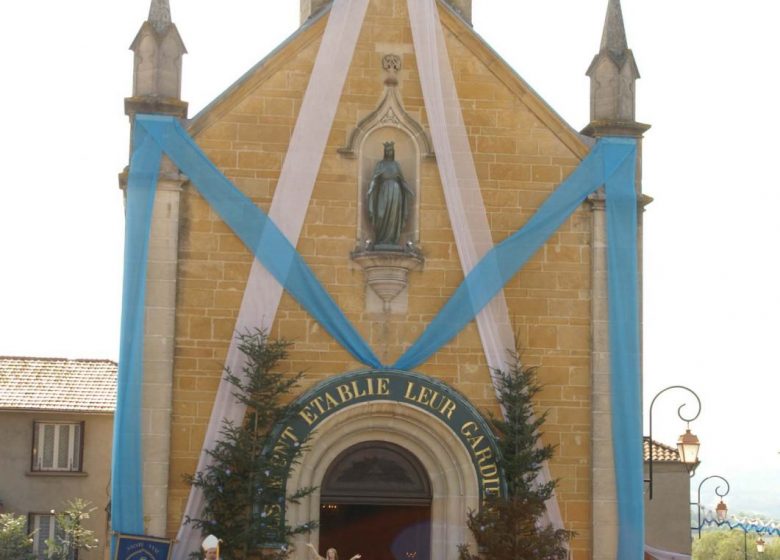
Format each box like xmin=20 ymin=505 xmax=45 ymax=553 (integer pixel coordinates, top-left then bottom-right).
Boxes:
xmin=583 ymin=0 xmax=647 ymax=137
xmin=148 ymin=0 xmax=172 ymax=35
xmin=125 ymin=0 xmax=188 ymax=119
xmin=599 ymin=0 xmax=628 ymax=60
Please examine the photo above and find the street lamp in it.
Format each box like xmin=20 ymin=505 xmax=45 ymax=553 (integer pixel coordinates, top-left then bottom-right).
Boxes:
xmin=691 ymin=474 xmax=730 ymax=538
xmin=677 ymin=427 xmax=701 ymax=466
xmin=741 ymin=526 xmax=770 ymax=558
xmin=645 ymin=385 xmax=701 ymax=499
xmin=715 ymin=499 xmax=728 ymax=522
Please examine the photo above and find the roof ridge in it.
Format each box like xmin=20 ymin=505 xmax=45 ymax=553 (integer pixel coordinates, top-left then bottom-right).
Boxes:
xmin=0 ymin=356 xmax=117 ymax=364
xmin=0 ymin=358 xmax=118 ymax=412
xmin=643 ymin=436 xmax=677 ymax=452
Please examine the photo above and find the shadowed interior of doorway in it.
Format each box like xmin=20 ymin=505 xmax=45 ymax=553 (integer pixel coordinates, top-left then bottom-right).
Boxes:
xmin=318 ymin=441 xmax=432 ymax=560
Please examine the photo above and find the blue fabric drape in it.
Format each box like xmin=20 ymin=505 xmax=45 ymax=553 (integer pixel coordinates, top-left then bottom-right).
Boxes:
xmin=139 ymin=115 xmax=383 ymax=369
xmin=112 ymin=125 xmax=161 ymax=540
xmin=394 ymin=140 xmax=608 ymax=370
xmin=115 ymin=114 xmax=642 ymax=556
xmin=604 ymin=140 xmax=644 ymax=559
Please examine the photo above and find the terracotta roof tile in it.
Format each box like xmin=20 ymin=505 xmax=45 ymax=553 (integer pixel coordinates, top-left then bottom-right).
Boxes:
xmin=0 ymin=356 xmax=117 ymax=413
xmin=643 ymin=437 xmax=681 ymax=463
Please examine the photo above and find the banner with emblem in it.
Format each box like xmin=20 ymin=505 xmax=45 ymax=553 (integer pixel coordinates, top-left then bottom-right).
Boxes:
xmin=114 ymin=534 xmax=173 ymax=560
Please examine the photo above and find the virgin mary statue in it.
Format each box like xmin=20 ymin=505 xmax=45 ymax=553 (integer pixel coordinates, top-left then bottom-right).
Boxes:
xmin=366 ymin=141 xmax=414 ymax=247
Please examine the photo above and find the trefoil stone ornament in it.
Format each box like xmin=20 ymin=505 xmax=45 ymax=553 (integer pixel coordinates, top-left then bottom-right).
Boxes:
xmin=382 ymin=53 xmax=402 ymax=86
xmin=382 ymin=53 xmax=402 ymax=73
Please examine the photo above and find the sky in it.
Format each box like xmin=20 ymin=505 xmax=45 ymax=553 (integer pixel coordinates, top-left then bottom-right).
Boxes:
xmin=1 ymin=0 xmax=778 ymax=520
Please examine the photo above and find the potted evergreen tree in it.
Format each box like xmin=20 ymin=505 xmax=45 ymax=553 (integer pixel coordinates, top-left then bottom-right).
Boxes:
xmin=459 ymin=356 xmax=573 ymax=560
xmin=187 ymin=331 xmax=316 ymax=559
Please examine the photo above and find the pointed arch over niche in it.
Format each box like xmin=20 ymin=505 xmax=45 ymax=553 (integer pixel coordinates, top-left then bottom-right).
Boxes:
xmin=339 ymin=56 xmax=434 ymax=248
xmin=338 ymin=87 xmax=434 ymax=161
xmin=343 ymin=55 xmax=431 ymax=312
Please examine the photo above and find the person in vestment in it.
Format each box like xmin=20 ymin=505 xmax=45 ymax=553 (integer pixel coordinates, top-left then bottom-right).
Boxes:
xmin=367 ymin=141 xmax=414 ymax=246
xmin=306 ymin=542 xmax=362 ymax=560
xmin=202 ymin=534 xmax=219 ymax=560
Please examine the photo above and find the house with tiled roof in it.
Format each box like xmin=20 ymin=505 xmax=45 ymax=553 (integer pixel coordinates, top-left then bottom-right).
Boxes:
xmin=643 ymin=437 xmax=694 ymax=558
xmin=0 ymin=357 xmax=117 ymax=560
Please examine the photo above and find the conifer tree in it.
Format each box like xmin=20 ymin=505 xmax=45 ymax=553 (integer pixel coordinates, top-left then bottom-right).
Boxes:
xmin=186 ymin=331 xmax=316 ymax=559
xmin=459 ymin=356 xmax=572 ymax=560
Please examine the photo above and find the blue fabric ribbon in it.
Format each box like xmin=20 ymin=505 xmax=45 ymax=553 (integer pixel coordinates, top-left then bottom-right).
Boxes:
xmin=604 ymin=140 xmax=644 ymax=559
xmin=112 ymin=125 xmax=161 ymax=543
xmin=395 ymin=139 xmax=609 ymax=370
xmin=114 ymin=114 xmax=642 ymax=557
xmin=138 ymin=115 xmax=382 ymax=368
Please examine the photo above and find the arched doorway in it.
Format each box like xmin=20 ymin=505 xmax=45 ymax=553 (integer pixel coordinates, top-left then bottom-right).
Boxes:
xmin=285 ymin=397 xmax=487 ymax=560
xmin=318 ymin=441 xmax=432 ymax=560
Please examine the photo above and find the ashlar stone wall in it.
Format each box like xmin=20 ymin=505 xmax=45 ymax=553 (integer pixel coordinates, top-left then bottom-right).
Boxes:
xmin=166 ymin=1 xmax=594 ymax=557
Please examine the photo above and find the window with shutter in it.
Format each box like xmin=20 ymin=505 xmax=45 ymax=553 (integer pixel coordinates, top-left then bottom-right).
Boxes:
xmin=31 ymin=422 xmax=83 ymax=472
xmin=31 ymin=513 xmax=54 ymax=559
xmin=29 ymin=513 xmax=76 ymax=560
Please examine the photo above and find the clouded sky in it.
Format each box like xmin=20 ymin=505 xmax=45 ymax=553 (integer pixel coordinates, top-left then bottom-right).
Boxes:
xmin=1 ymin=0 xmax=777 ymax=518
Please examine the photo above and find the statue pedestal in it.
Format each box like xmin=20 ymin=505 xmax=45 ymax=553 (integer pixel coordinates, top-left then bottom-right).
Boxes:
xmin=351 ymin=246 xmax=424 ymax=310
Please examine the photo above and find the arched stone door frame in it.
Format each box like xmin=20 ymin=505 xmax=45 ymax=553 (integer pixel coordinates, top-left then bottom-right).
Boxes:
xmin=321 ymin=440 xmax=432 ymax=505
xmin=287 ymin=401 xmax=480 ymax=560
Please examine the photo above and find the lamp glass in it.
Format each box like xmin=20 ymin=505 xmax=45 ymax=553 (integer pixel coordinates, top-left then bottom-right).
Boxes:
xmin=677 ymin=429 xmax=700 ymax=465
xmin=715 ymin=500 xmax=728 ymax=521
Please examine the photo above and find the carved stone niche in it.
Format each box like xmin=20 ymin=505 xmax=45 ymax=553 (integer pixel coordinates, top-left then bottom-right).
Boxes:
xmin=343 ymin=54 xmax=433 ymax=313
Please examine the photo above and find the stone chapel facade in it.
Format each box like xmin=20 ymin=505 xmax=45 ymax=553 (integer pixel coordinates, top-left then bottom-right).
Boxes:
xmin=123 ymin=1 xmax=648 ymax=559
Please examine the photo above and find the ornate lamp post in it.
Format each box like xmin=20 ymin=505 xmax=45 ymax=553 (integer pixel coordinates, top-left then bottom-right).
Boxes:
xmin=741 ymin=526 xmax=769 ymax=558
xmin=645 ymin=385 xmax=701 ymax=499
xmin=691 ymin=474 xmax=730 ymax=538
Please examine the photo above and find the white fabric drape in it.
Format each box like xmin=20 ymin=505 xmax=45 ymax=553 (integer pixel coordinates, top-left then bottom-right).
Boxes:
xmin=172 ymin=1 xmax=369 ymax=557
xmin=174 ymin=1 xmax=568 ymax=555
xmin=406 ymin=0 xmax=564 ymax=530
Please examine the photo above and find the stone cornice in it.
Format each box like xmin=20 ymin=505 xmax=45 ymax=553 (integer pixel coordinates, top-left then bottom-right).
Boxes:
xmin=581 ymin=120 xmax=651 ymax=139
xmin=118 ymin=167 xmax=187 ymax=193
xmin=125 ymin=96 xmax=188 ymax=120
xmin=587 ymin=190 xmax=653 ymax=211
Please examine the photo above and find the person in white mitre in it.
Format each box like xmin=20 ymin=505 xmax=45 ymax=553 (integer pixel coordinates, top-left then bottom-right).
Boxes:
xmin=202 ymin=534 xmax=220 ymax=560
xmin=306 ymin=542 xmax=362 ymax=560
